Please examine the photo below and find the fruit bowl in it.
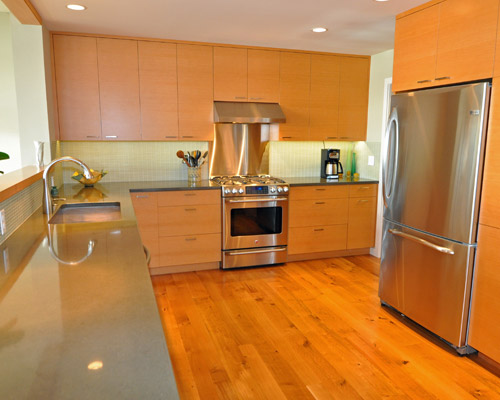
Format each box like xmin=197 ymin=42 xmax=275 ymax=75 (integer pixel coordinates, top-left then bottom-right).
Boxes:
xmin=72 ymin=169 xmax=107 ymax=187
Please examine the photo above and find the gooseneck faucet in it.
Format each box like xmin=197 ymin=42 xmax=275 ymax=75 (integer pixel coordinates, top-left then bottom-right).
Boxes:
xmin=43 ymin=156 xmax=93 ymax=217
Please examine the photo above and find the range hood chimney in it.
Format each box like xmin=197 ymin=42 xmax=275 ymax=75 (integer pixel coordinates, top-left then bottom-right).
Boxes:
xmin=213 ymin=101 xmax=286 ymax=124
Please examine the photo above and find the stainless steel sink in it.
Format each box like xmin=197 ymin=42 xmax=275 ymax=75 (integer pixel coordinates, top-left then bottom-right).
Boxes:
xmin=48 ymin=202 xmax=121 ymax=224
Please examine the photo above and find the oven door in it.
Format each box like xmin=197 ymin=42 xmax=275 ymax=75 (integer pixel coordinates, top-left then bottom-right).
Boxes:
xmin=223 ymin=196 xmax=288 ymax=250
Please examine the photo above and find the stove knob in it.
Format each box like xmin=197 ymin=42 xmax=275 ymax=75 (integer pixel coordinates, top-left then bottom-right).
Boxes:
xmin=232 ymin=188 xmax=238 ymax=194
xmin=270 ymin=187 xmax=276 ymax=193
xmin=224 ymin=189 xmax=230 ymax=194
xmin=283 ymin=186 xmax=289 ymax=193
xmin=238 ymin=188 xmax=244 ymax=194
xmin=277 ymin=187 xmax=283 ymax=193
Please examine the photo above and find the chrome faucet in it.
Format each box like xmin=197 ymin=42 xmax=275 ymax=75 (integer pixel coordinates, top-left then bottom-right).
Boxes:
xmin=43 ymin=156 xmax=93 ymax=217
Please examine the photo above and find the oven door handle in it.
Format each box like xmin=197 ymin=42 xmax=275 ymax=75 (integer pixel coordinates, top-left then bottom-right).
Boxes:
xmin=227 ymin=197 xmax=288 ymax=203
xmin=228 ymin=248 xmax=287 ymax=256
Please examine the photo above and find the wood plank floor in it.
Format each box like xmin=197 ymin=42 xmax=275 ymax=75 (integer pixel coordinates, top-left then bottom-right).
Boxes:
xmin=152 ymin=256 xmax=500 ymax=399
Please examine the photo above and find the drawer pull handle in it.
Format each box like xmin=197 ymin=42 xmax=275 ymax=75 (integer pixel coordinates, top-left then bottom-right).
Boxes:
xmin=135 ymin=195 xmax=149 ymax=199
xmin=105 ymin=135 xmax=118 ymax=139
xmin=435 ymin=76 xmax=451 ymax=81
xmin=326 ymin=136 xmax=337 ymax=139
xmin=164 ymin=136 xmax=177 ymax=138
xmin=185 ymin=208 xmax=197 ymax=211
xmin=86 ymin=135 xmax=100 ymax=138
xmin=250 ymin=97 xmax=263 ymax=100
xmin=314 ymin=228 xmax=324 ymax=232
xmin=315 ymin=188 xmax=326 ymax=191
xmin=357 ymin=199 xmax=369 ymax=203
xmin=235 ymin=96 xmax=247 ymax=99
xmin=184 ymin=193 xmax=196 ymax=197
xmin=359 ymin=187 xmax=370 ymax=190
xmin=315 ymin=201 xmax=325 ymax=205
xmin=339 ymin=136 xmax=350 ymax=139
xmin=282 ymin=136 xmax=292 ymax=139
xmin=185 ymin=237 xmax=197 ymax=241
xmin=417 ymin=79 xmax=432 ymax=84
xmin=182 ymin=135 xmax=194 ymax=138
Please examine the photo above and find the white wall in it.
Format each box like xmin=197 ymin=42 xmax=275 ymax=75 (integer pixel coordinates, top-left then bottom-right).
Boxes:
xmin=0 ymin=12 xmax=51 ymax=174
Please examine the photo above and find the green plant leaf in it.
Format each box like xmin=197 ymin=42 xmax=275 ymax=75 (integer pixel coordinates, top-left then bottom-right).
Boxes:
xmin=0 ymin=152 xmax=9 ymax=161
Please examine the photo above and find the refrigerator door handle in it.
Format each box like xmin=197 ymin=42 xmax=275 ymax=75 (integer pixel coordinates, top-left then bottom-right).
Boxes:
xmin=389 ymin=229 xmax=455 ymax=255
xmin=382 ymin=108 xmax=399 ymax=208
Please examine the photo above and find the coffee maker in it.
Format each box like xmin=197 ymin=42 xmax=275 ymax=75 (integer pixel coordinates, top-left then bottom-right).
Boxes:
xmin=321 ymin=149 xmax=343 ymax=179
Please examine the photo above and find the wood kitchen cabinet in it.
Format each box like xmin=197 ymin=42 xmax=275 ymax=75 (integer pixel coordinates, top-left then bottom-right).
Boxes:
xmin=393 ymin=0 xmax=499 ymax=92
xmin=214 ymin=47 xmax=248 ymax=101
xmin=138 ymin=41 xmax=178 ymax=140
xmin=53 ymin=35 xmax=102 ymax=140
xmin=309 ymin=54 xmax=341 ymax=141
xmin=177 ymin=44 xmax=214 ymax=141
xmin=279 ymin=52 xmax=311 ymax=141
xmin=131 ymin=192 xmax=159 ymax=268
xmin=97 ymin=38 xmax=142 ymax=140
xmin=248 ymin=49 xmax=280 ymax=102
xmin=338 ymin=57 xmax=370 ymax=141
xmin=288 ymin=184 xmax=377 ymax=259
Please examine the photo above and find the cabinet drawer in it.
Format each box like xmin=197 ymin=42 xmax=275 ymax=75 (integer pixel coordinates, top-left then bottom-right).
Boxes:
xmin=289 ymin=198 xmax=348 ymax=227
xmin=131 ymin=192 xmax=159 ymax=267
xmin=159 ymin=233 xmax=221 ymax=267
xmin=158 ymin=204 xmax=221 ymax=236
xmin=347 ymin=197 xmax=377 ymax=249
xmin=290 ymin=185 xmax=349 ymax=201
xmin=157 ymin=190 xmax=220 ymax=206
xmin=289 ymin=225 xmax=347 ymax=255
xmin=349 ymin=184 xmax=377 ymax=198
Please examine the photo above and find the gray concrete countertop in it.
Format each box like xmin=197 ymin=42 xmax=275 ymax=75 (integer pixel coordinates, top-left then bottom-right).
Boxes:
xmin=283 ymin=176 xmax=379 ymax=186
xmin=0 ymin=182 xmax=179 ymax=400
xmin=127 ymin=179 xmax=220 ymax=192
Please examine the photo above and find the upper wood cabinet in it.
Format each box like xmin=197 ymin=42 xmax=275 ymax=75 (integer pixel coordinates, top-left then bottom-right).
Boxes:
xmin=279 ymin=52 xmax=311 ymax=141
xmin=53 ymin=35 xmax=102 ymax=140
xmin=309 ymin=54 xmax=340 ymax=141
xmin=97 ymin=38 xmax=142 ymax=140
xmin=214 ymin=47 xmax=248 ymax=101
xmin=393 ymin=0 xmax=499 ymax=92
xmin=435 ymin=0 xmax=498 ymax=85
xmin=248 ymin=49 xmax=280 ymax=102
xmin=177 ymin=44 xmax=214 ymax=141
xmin=138 ymin=41 xmax=178 ymax=140
xmin=392 ymin=3 xmax=441 ymax=93
xmin=338 ymin=57 xmax=370 ymax=141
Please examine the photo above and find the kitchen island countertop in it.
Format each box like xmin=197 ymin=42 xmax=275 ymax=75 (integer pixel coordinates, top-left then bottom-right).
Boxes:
xmin=0 ymin=181 xmax=179 ymax=400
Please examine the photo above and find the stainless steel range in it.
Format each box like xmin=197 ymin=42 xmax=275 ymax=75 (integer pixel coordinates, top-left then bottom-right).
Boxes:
xmin=211 ymin=175 xmax=289 ymax=269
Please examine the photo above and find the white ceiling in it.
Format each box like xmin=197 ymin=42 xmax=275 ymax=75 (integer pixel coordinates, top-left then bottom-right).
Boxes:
xmin=30 ymin=0 xmax=428 ymax=55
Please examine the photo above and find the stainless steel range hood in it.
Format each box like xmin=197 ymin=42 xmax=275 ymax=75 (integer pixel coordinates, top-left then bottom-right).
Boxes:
xmin=213 ymin=101 xmax=286 ymax=124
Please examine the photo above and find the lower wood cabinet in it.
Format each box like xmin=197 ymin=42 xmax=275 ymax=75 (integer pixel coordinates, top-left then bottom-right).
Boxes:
xmin=159 ymin=234 xmax=221 ymax=267
xmin=131 ymin=192 xmax=159 ymax=268
xmin=288 ymin=184 xmax=377 ymax=257
xmin=468 ymin=224 xmax=500 ymax=363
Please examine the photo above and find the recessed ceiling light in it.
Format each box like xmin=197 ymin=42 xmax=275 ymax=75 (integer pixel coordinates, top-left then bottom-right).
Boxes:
xmin=66 ymin=4 xmax=87 ymax=11
xmin=312 ymin=27 xmax=328 ymax=33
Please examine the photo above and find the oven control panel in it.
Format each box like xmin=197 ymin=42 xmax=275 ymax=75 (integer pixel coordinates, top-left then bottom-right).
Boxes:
xmin=222 ymin=185 xmax=289 ymax=197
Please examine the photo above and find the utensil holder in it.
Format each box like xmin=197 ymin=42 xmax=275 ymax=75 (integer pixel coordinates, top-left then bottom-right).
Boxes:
xmin=187 ymin=166 xmax=201 ymax=183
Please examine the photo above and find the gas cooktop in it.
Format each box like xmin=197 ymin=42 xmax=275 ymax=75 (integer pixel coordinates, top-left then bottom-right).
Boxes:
xmin=210 ymin=175 xmax=289 ymax=197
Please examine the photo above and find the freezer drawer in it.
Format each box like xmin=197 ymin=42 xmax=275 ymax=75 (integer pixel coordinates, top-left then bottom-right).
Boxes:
xmin=379 ymin=220 xmax=475 ymax=348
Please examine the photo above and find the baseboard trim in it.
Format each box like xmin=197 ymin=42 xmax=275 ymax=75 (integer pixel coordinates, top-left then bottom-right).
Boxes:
xmin=149 ymin=261 xmax=220 ymax=275
xmin=287 ymin=248 xmax=370 ymax=262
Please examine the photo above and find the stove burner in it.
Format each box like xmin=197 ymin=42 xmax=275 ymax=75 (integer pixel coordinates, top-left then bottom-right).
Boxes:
xmin=211 ymin=175 xmax=287 ymax=186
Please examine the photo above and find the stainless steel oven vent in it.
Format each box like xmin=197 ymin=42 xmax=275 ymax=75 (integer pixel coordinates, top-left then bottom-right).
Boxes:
xmin=213 ymin=101 xmax=286 ymax=124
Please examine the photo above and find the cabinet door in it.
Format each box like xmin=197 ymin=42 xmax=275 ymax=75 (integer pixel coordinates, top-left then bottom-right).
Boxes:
xmin=279 ymin=52 xmax=310 ymax=141
xmin=248 ymin=49 xmax=280 ymax=102
xmin=289 ymin=225 xmax=347 ymax=254
xmin=53 ymin=35 xmax=102 ymax=140
xmin=131 ymin=192 xmax=159 ymax=268
xmin=479 ymin=80 xmax=500 ymax=228
xmin=138 ymin=41 xmax=178 ymax=140
xmin=177 ymin=44 xmax=214 ymax=141
xmin=468 ymin=224 xmax=500 ymax=363
xmin=159 ymin=234 xmax=221 ymax=266
xmin=347 ymin=197 xmax=377 ymax=249
xmin=436 ymin=0 xmax=498 ymax=85
xmin=338 ymin=57 xmax=370 ymax=141
xmin=309 ymin=54 xmax=340 ymax=141
xmin=392 ymin=4 xmax=440 ymax=92
xmin=97 ymin=38 xmax=141 ymax=140
xmin=214 ymin=47 xmax=247 ymax=101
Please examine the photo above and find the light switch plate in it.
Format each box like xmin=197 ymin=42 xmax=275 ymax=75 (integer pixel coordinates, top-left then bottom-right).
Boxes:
xmin=368 ymin=156 xmax=375 ymax=166
xmin=0 ymin=209 xmax=5 ymax=235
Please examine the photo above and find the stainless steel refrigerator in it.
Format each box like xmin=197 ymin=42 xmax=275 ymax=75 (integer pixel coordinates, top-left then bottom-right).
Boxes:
xmin=379 ymin=82 xmax=490 ymax=354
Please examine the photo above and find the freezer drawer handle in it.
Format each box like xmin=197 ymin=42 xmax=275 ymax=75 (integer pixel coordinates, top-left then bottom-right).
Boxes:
xmin=228 ymin=248 xmax=287 ymax=256
xmin=389 ymin=229 xmax=455 ymax=255
xmin=228 ymin=197 xmax=287 ymax=203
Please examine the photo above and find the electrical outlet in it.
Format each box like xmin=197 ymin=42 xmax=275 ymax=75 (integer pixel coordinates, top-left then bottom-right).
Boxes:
xmin=0 ymin=209 xmax=6 ymax=235
xmin=368 ymin=156 xmax=375 ymax=166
